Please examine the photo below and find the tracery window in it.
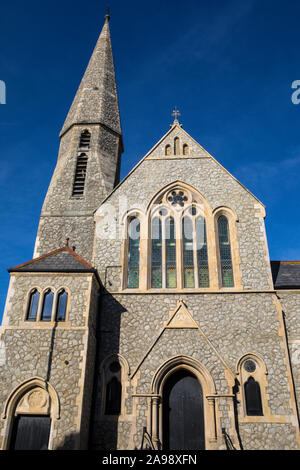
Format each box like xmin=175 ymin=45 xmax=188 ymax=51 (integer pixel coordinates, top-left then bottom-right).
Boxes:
xmin=149 ymin=187 xmax=209 ymax=289
xmin=218 ymin=215 xmax=234 ymax=287
xmin=127 ymin=217 xmax=140 ymax=288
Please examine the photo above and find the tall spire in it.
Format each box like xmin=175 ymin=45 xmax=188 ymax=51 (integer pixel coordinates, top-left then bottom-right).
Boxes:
xmin=60 ymin=13 xmax=122 ymax=138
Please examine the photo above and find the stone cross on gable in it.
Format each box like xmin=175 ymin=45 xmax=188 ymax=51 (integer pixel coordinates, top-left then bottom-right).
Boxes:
xmin=172 ymin=107 xmax=181 ymax=124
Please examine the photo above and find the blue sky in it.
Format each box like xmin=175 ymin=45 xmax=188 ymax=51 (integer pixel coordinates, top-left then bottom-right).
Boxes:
xmin=0 ymin=0 xmax=300 ymax=319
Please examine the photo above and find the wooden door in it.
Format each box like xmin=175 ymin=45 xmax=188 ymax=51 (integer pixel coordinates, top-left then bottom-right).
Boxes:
xmin=10 ymin=415 xmax=51 ymax=450
xmin=163 ymin=370 xmax=205 ymax=450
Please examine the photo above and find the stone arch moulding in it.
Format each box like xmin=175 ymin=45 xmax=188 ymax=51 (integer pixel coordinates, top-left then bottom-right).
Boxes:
xmin=147 ymin=180 xmax=212 ymax=213
xmin=149 ymin=355 xmax=221 ymax=450
xmin=1 ymin=377 xmax=60 ymax=450
xmin=2 ymin=376 xmax=60 ymax=420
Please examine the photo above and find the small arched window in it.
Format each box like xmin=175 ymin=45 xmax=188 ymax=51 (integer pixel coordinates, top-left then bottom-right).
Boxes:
xmin=174 ymin=137 xmax=180 ymax=155
xmin=218 ymin=215 xmax=234 ymax=287
xmin=183 ymin=144 xmax=189 ymax=155
xmin=72 ymin=153 xmax=88 ymax=196
xmin=79 ymin=130 xmax=91 ymax=149
xmin=165 ymin=145 xmax=171 ymax=156
xmin=55 ymin=290 xmax=68 ymax=322
xmin=40 ymin=289 xmax=54 ymax=322
xmin=26 ymin=289 xmax=40 ymax=321
xmin=105 ymin=377 xmax=122 ymax=415
xmin=104 ymin=360 xmax=122 ymax=415
xmin=127 ymin=217 xmax=140 ymax=288
xmin=244 ymin=376 xmax=263 ymax=416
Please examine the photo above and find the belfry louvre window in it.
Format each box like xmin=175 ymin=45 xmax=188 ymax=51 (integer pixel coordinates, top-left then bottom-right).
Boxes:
xmin=26 ymin=289 xmax=40 ymax=321
xmin=218 ymin=215 xmax=234 ymax=287
xmin=79 ymin=130 xmax=91 ymax=149
xmin=72 ymin=153 xmax=88 ymax=196
xmin=127 ymin=218 xmax=140 ymax=288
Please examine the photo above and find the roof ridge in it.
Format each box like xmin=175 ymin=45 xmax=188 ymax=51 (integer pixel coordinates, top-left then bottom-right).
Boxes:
xmin=8 ymin=246 xmax=93 ymax=271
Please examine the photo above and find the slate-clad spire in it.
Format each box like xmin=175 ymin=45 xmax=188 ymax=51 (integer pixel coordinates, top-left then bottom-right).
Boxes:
xmin=60 ymin=14 xmax=122 ymax=138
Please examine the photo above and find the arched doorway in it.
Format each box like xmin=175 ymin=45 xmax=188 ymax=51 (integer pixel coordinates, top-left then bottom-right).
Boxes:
xmin=162 ymin=369 xmax=205 ymax=450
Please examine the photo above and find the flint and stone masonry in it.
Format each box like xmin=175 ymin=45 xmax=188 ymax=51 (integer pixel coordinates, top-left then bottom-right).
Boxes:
xmin=0 ymin=14 xmax=300 ymax=450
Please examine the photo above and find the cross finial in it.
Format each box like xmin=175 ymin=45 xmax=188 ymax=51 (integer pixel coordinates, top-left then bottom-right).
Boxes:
xmin=172 ymin=107 xmax=181 ymax=125
xmin=105 ymin=6 xmax=110 ymax=22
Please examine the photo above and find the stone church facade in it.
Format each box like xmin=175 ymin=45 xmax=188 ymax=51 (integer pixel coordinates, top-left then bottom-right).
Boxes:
xmin=0 ymin=14 xmax=300 ymax=450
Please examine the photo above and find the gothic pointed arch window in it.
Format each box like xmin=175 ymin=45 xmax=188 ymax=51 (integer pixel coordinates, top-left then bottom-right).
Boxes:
xmin=244 ymin=376 xmax=263 ymax=416
xmin=26 ymin=289 xmax=40 ymax=321
xmin=101 ymin=356 xmax=129 ymax=417
xmin=237 ymin=355 xmax=269 ymax=418
xmin=217 ymin=215 xmax=234 ymax=287
xmin=127 ymin=217 xmax=141 ymax=288
xmin=151 ymin=209 xmax=177 ymax=289
xmin=72 ymin=153 xmax=88 ymax=196
xmin=40 ymin=289 xmax=54 ymax=322
xmin=149 ymin=187 xmax=210 ymax=290
xmin=55 ymin=289 xmax=68 ymax=322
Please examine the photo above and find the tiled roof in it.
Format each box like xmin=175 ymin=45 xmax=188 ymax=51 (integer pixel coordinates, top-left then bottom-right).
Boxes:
xmin=271 ymin=261 xmax=300 ymax=289
xmin=8 ymin=246 xmax=94 ymax=273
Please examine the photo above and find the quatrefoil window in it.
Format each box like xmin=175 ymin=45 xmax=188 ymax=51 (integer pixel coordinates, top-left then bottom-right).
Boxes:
xmin=167 ymin=190 xmax=188 ymax=207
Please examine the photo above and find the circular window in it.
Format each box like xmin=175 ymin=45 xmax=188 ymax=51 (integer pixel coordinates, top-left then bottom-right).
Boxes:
xmin=109 ymin=361 xmax=121 ymax=373
xmin=244 ymin=360 xmax=256 ymax=373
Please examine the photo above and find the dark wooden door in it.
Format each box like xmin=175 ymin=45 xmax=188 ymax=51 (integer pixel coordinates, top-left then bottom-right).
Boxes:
xmin=163 ymin=370 xmax=205 ymax=450
xmin=10 ymin=415 xmax=51 ymax=450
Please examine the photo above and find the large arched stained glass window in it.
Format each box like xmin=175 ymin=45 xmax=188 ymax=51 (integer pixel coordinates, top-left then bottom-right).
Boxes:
xmin=26 ymin=289 xmax=40 ymax=321
xmin=182 ymin=217 xmax=195 ymax=288
xmin=151 ymin=217 xmax=162 ymax=288
xmin=127 ymin=218 xmax=140 ymax=288
xmin=218 ymin=215 xmax=234 ymax=287
xmin=166 ymin=217 xmax=176 ymax=288
xmin=196 ymin=216 xmax=209 ymax=287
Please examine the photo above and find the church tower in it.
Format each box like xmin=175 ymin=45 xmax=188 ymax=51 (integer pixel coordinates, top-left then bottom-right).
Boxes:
xmin=34 ymin=12 xmax=123 ymax=263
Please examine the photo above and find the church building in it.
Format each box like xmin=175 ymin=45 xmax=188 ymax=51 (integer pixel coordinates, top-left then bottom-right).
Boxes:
xmin=0 ymin=13 xmax=300 ymax=450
